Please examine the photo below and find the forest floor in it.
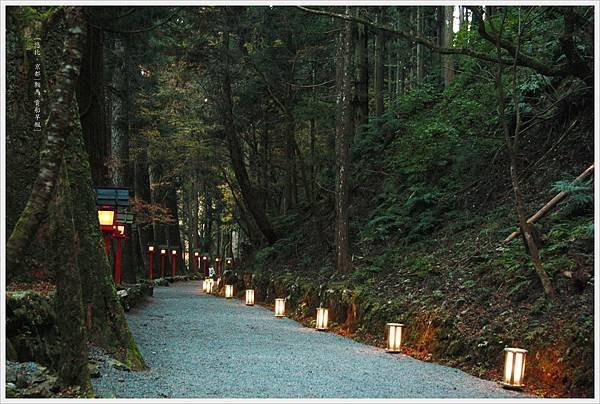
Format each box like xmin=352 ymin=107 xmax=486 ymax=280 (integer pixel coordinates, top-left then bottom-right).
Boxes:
xmin=91 ymin=281 xmax=528 ymax=399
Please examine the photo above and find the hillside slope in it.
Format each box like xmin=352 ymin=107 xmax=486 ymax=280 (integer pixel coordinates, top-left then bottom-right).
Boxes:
xmin=245 ymin=75 xmax=595 ymax=397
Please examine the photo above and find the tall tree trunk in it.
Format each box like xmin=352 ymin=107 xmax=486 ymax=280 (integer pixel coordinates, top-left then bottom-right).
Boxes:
xmin=191 ymin=171 xmax=199 ymax=263
xmin=133 ymin=134 xmax=153 ymax=272
xmin=374 ymin=8 xmax=385 ymax=117
xmin=221 ymin=22 xmax=278 ymax=245
xmin=309 ymin=116 xmax=316 ymax=202
xmin=111 ymin=36 xmax=137 ymax=282
xmin=394 ymin=12 xmax=401 ymax=96
xmin=6 ymin=7 xmax=86 ymax=274
xmin=77 ymin=22 xmax=110 ymax=186
xmin=51 ymin=160 xmax=91 ymax=391
xmin=494 ymin=17 xmax=555 ymax=298
xmin=65 ymin=101 xmax=145 ymax=369
xmin=203 ymin=185 xmax=213 ymax=251
xmin=442 ymin=6 xmax=455 ymax=87
xmin=283 ymin=120 xmax=295 ymax=213
xmin=165 ymin=186 xmax=185 ymax=272
xmin=6 ymin=7 xmax=45 ymax=268
xmin=335 ymin=7 xmax=354 ymax=274
xmin=416 ymin=6 xmax=424 ymax=85
xmin=436 ymin=6 xmax=444 ymax=85
xmin=355 ymin=17 xmax=369 ymax=134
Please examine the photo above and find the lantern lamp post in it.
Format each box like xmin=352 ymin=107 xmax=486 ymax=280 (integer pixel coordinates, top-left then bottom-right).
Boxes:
xmin=275 ymin=298 xmax=285 ymax=317
xmin=160 ymin=248 xmax=167 ymax=278
xmin=97 ymin=205 xmax=117 ymax=255
xmin=147 ymin=245 xmax=155 ymax=280
xmin=316 ymin=307 xmax=329 ymax=331
xmin=225 ymin=284 xmax=234 ymax=298
xmin=385 ymin=323 xmax=404 ymax=353
xmin=502 ymin=348 xmax=528 ymax=390
xmin=171 ymin=249 xmax=178 ymax=277
xmin=225 ymin=257 xmax=233 ymax=268
xmin=95 ymin=187 xmax=130 ymax=255
xmin=193 ymin=251 xmax=199 ymax=274
xmin=245 ymin=289 xmax=255 ymax=305
xmin=202 ymin=254 xmax=209 ymax=277
xmin=112 ymin=224 xmax=127 ymax=284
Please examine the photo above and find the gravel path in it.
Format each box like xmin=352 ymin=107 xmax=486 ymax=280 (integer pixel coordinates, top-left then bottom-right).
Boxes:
xmin=92 ymin=281 xmax=527 ymax=398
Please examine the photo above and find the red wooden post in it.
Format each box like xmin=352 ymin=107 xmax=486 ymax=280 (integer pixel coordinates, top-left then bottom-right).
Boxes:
xmin=103 ymin=232 xmax=111 ymax=255
xmin=193 ymin=254 xmax=198 ymax=273
xmin=203 ymin=256 xmax=209 ymax=277
xmin=115 ymin=238 xmax=122 ymax=284
xmin=171 ymin=251 xmax=177 ymax=277
xmin=161 ymin=254 xmax=165 ymax=278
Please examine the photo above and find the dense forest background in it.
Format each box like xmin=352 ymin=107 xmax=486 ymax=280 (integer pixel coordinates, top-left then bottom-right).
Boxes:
xmin=5 ymin=5 xmax=595 ymax=398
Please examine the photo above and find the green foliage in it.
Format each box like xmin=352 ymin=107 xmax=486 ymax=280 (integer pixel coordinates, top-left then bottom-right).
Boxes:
xmin=551 ymin=179 xmax=593 ymax=218
xmin=254 ymin=246 xmax=276 ymax=269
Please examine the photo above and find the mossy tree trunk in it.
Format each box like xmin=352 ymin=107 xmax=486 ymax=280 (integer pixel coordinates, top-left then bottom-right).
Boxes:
xmin=6 ymin=7 xmax=86 ymax=274
xmin=334 ymin=7 xmax=354 ymax=274
xmin=65 ymin=103 xmax=146 ymax=368
xmin=51 ymin=161 xmax=91 ymax=392
xmin=6 ymin=6 xmax=146 ymax=383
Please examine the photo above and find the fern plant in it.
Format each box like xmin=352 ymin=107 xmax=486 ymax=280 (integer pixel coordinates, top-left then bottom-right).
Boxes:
xmin=551 ymin=178 xmax=593 ymax=218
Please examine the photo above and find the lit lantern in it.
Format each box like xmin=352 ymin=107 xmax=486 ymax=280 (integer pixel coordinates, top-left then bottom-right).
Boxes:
xmin=502 ymin=347 xmax=527 ymax=389
xmin=171 ymin=249 xmax=177 ymax=256
xmin=316 ymin=307 xmax=328 ymax=330
xmin=148 ymin=245 xmax=155 ymax=253
xmin=225 ymin=284 xmax=234 ymax=298
xmin=245 ymin=289 xmax=255 ymax=306
xmin=385 ymin=323 xmax=404 ymax=353
xmin=274 ymin=298 xmax=285 ymax=317
xmin=160 ymin=248 xmax=166 ymax=255
xmin=97 ymin=206 xmax=116 ymax=231
xmin=203 ymin=278 xmax=214 ymax=294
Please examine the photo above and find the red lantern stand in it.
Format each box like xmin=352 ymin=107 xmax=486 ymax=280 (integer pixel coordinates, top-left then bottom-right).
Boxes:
xmin=97 ymin=205 xmax=117 ymax=255
xmin=202 ymin=256 xmax=209 ymax=277
xmin=147 ymin=246 xmax=155 ymax=280
xmin=193 ymin=252 xmax=199 ymax=274
xmin=113 ymin=225 xmax=128 ymax=284
xmin=215 ymin=257 xmax=221 ymax=276
xmin=160 ymin=249 xmax=167 ymax=278
xmin=171 ymin=250 xmax=178 ymax=277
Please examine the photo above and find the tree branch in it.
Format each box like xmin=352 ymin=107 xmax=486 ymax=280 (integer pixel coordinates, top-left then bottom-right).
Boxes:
xmin=298 ymin=6 xmax=573 ymax=77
